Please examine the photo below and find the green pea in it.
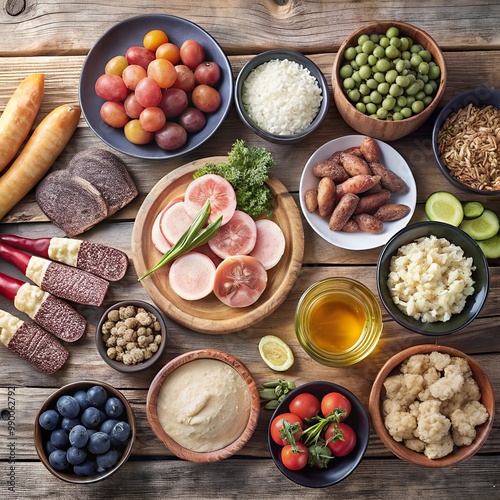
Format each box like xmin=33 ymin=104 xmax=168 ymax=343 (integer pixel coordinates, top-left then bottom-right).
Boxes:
xmin=352 ymin=71 xmax=362 ymax=84
xmin=373 ymin=45 xmax=385 ymax=58
xmin=423 ymin=83 xmax=433 ymax=95
xmin=356 ymin=102 xmax=367 ymax=113
xmin=410 ymin=54 xmax=423 ymax=67
xmin=362 ymin=95 xmax=372 ymax=104
xmin=401 ymin=107 xmax=413 ymax=118
xmin=382 ymin=95 xmax=396 ymax=110
xmin=376 ymin=58 xmax=392 ymax=73
xmin=370 ymin=90 xmax=383 ymax=104
xmin=379 ymin=36 xmax=390 ymax=48
xmin=428 ymin=65 xmax=441 ymax=80
xmin=359 ymin=83 xmax=370 ymax=95
xmin=377 ymin=82 xmax=390 ymax=95
xmin=406 ymin=96 xmax=416 ymax=107
xmin=385 ymin=69 xmax=398 ymax=84
xmin=345 ymin=47 xmax=357 ymax=60
xmin=419 ymin=74 xmax=429 ymax=83
xmin=416 ymin=78 xmax=425 ymax=90
xmin=396 ymin=75 xmax=410 ymax=87
xmin=397 ymin=95 xmax=407 ymax=107
xmin=362 ymin=40 xmax=375 ymax=54
xmin=340 ymin=64 xmax=354 ymax=79
xmin=350 ymin=60 xmax=360 ymax=70
xmin=406 ymin=82 xmax=420 ymax=96
xmin=376 ymin=107 xmax=389 ymax=119
xmin=355 ymin=52 xmax=368 ymax=66
xmin=348 ymin=89 xmax=361 ymax=102
xmin=415 ymin=90 xmax=426 ymax=101
xmin=355 ymin=45 xmax=363 ymax=54
xmin=359 ymin=65 xmax=372 ymax=80
xmin=358 ymin=34 xmax=370 ymax=45
xmin=368 ymin=54 xmax=378 ymax=66
xmin=401 ymin=50 xmax=411 ymax=60
xmin=428 ymin=79 xmax=438 ymax=92
xmin=366 ymin=78 xmax=378 ymax=89
xmin=399 ymin=37 xmax=410 ymax=51
xmin=392 ymin=104 xmax=401 ymax=113
xmin=410 ymin=43 xmax=423 ymax=53
xmin=386 ymin=26 xmax=400 ymax=38
xmin=343 ymin=77 xmax=356 ymax=90
xmin=412 ymin=100 xmax=425 ymax=114
xmin=395 ymin=59 xmax=406 ymax=73
xmin=373 ymin=71 xmax=386 ymax=83
xmin=418 ymin=61 xmax=429 ymax=75
xmin=407 ymin=73 xmax=416 ymax=84
xmin=419 ymin=50 xmax=432 ymax=62
xmin=370 ymin=33 xmax=380 ymax=43
xmin=366 ymin=102 xmax=377 ymax=114
xmin=385 ymin=45 xmax=400 ymax=59
xmin=392 ymin=111 xmax=404 ymax=120
xmin=423 ymin=95 xmax=433 ymax=106
xmin=390 ymin=37 xmax=401 ymax=48
xmin=389 ymin=83 xmax=403 ymax=97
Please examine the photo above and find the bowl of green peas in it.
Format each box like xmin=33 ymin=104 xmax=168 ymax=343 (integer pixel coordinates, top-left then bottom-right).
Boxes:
xmin=333 ymin=21 xmax=447 ymax=141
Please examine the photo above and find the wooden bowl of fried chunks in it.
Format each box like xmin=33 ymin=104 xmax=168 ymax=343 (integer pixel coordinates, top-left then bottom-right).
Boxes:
xmin=369 ymin=344 xmax=495 ymax=467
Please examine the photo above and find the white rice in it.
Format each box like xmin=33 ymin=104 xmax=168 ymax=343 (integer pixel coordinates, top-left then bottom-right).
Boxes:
xmin=242 ymin=58 xmax=323 ymax=135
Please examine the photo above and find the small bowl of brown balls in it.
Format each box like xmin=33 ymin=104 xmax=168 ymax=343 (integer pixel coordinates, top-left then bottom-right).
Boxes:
xmin=95 ymin=300 xmax=167 ymax=373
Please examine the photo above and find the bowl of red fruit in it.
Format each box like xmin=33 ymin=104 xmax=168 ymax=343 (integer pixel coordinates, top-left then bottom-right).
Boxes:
xmin=268 ymin=381 xmax=369 ymax=488
xmin=79 ymin=14 xmax=233 ymax=160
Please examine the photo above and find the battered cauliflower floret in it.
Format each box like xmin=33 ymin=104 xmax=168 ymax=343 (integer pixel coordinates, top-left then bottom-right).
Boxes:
xmin=383 ymin=373 xmax=425 ymax=406
xmin=439 ymin=390 xmax=467 ymax=417
xmin=462 ymin=376 xmax=481 ymax=403
xmin=424 ymin=433 xmax=454 ymax=459
xmin=449 ymin=400 xmax=488 ymax=447
xmin=404 ymin=438 xmax=426 ymax=453
xmin=383 ymin=398 xmax=402 ymax=417
xmin=429 ymin=351 xmax=451 ymax=371
xmin=423 ymin=366 xmax=441 ymax=386
xmin=450 ymin=356 xmax=472 ymax=376
xmin=414 ymin=400 xmax=451 ymax=444
xmin=130 ymin=347 xmax=145 ymax=363
xmin=429 ymin=363 xmax=464 ymax=401
xmin=107 ymin=309 xmax=120 ymax=322
xmin=384 ymin=411 xmax=417 ymax=442
xmin=401 ymin=354 xmax=430 ymax=375
xmin=119 ymin=305 xmax=137 ymax=319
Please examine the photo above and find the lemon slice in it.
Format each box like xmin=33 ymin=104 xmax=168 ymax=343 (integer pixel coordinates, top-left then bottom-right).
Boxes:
xmin=258 ymin=335 xmax=294 ymax=372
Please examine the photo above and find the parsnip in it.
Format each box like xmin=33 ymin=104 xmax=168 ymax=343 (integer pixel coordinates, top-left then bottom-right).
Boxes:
xmin=0 ymin=74 xmax=44 ymax=173
xmin=0 ymin=104 xmax=81 ymax=220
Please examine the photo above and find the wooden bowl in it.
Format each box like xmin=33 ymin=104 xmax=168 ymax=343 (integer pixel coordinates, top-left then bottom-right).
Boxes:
xmin=131 ymin=157 xmax=304 ymax=334
xmin=34 ymin=381 xmax=136 ymax=483
xmin=146 ymin=349 xmax=260 ymax=462
xmin=332 ymin=21 xmax=447 ymax=141
xmin=369 ymin=344 xmax=495 ymax=467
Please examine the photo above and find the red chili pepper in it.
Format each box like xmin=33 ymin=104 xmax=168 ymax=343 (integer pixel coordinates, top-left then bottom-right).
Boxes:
xmin=0 ymin=271 xmax=24 ymax=302
xmin=0 ymin=234 xmax=51 ymax=258
xmin=0 ymin=242 xmax=32 ymax=274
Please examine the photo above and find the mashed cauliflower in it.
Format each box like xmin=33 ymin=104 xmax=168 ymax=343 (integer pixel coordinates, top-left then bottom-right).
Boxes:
xmin=382 ymin=352 xmax=489 ymax=459
xmin=387 ymin=235 xmax=475 ymax=322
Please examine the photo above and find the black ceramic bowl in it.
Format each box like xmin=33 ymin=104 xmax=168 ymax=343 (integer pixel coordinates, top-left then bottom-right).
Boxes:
xmin=234 ymin=49 xmax=330 ymax=144
xmin=377 ymin=221 xmax=490 ymax=335
xmin=95 ymin=300 xmax=167 ymax=373
xmin=432 ymin=88 xmax=500 ymax=195
xmin=79 ymin=14 xmax=233 ymax=160
xmin=268 ymin=381 xmax=369 ymax=488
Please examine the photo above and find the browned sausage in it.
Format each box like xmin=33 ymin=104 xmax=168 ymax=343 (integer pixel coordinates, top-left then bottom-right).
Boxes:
xmin=360 ymin=137 xmax=380 ymax=163
xmin=329 ymin=193 xmax=359 ymax=231
xmin=369 ymin=162 xmax=409 ymax=193
xmin=340 ymin=218 xmax=359 ymax=232
xmin=353 ymin=189 xmax=391 ymax=214
xmin=304 ymin=189 xmax=318 ymax=213
xmin=353 ymin=213 xmax=384 ymax=233
xmin=373 ymin=203 xmax=412 ymax=221
xmin=313 ymin=159 xmax=350 ymax=183
xmin=317 ymin=177 xmax=336 ymax=217
xmin=336 ymin=175 xmax=381 ymax=198
xmin=339 ymin=152 xmax=371 ymax=176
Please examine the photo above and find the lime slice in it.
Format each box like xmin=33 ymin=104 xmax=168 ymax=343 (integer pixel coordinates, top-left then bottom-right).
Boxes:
xmin=424 ymin=191 xmax=464 ymax=226
xmin=258 ymin=335 xmax=294 ymax=372
xmin=463 ymin=201 xmax=484 ymax=219
xmin=459 ymin=210 xmax=500 ymax=240
xmin=477 ymin=234 xmax=500 ymax=259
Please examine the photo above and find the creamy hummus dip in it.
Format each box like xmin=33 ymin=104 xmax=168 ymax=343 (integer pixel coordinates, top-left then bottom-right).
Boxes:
xmin=157 ymin=358 xmax=251 ymax=452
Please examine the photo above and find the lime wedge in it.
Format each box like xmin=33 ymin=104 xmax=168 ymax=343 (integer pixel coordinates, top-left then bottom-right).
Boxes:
xmin=258 ymin=335 xmax=294 ymax=372
xmin=425 ymin=191 xmax=464 ymax=226
xmin=463 ymin=201 xmax=484 ymax=219
xmin=459 ymin=210 xmax=500 ymax=240
xmin=477 ymin=234 xmax=500 ymax=259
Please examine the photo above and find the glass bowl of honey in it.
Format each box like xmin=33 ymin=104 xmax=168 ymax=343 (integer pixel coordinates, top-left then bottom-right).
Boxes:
xmin=294 ymin=277 xmax=382 ymax=367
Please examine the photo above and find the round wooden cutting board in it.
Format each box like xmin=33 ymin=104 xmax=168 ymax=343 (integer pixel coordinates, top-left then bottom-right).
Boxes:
xmin=131 ymin=157 xmax=305 ymax=334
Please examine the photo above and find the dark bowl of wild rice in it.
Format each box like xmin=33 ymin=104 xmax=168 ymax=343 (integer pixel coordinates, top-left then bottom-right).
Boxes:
xmin=432 ymin=88 xmax=500 ymax=196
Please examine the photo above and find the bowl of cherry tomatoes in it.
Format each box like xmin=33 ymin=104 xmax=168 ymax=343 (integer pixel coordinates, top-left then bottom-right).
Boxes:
xmin=268 ymin=381 xmax=370 ymax=488
xmin=79 ymin=14 xmax=233 ymax=160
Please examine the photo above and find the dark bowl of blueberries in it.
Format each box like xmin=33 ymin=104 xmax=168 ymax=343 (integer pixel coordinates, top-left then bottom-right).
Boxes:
xmin=34 ymin=380 xmax=136 ymax=484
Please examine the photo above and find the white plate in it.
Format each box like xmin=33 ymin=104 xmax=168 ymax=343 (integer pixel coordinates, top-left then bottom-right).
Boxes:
xmin=299 ymin=135 xmax=417 ymax=250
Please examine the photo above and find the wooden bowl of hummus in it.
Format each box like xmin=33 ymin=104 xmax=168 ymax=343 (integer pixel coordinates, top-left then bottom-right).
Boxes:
xmin=146 ymin=349 xmax=260 ymax=462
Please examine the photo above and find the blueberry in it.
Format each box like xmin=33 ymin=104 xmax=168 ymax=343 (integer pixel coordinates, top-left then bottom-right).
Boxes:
xmin=61 ymin=417 xmax=81 ymax=432
xmin=73 ymin=459 xmax=96 ymax=477
xmin=96 ymin=449 xmax=121 ymax=470
xmin=73 ymin=390 xmax=90 ymax=411
xmin=87 ymin=431 xmax=111 ymax=455
xmin=38 ymin=410 xmax=60 ymax=431
xmin=45 ymin=440 xmax=57 ymax=455
xmin=98 ymin=409 xmax=108 ymax=423
xmin=81 ymin=407 xmax=101 ymax=429
xmin=69 ymin=425 xmax=88 ymax=448
xmin=56 ymin=395 xmax=80 ymax=418
xmin=49 ymin=449 xmax=69 ymax=471
xmin=85 ymin=386 xmax=107 ymax=408
xmin=104 ymin=397 xmax=124 ymax=418
xmin=112 ymin=421 xmax=131 ymax=443
xmin=99 ymin=418 xmax=119 ymax=435
xmin=50 ymin=429 xmax=69 ymax=448
xmin=66 ymin=446 xmax=87 ymax=466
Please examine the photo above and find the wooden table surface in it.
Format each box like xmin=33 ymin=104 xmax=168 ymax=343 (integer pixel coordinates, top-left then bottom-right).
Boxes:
xmin=0 ymin=1 xmax=499 ymax=498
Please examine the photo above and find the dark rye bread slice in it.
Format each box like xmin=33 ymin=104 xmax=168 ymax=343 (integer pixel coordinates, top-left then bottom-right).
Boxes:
xmin=36 ymin=170 xmax=108 ymax=237
xmin=67 ymin=148 xmax=138 ymax=216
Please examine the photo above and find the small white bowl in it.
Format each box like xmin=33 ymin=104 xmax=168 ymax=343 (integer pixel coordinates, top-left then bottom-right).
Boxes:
xmin=299 ymin=135 xmax=416 ymax=250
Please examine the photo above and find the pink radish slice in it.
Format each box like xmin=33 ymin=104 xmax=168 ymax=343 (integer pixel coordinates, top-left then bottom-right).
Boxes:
xmin=168 ymin=252 xmax=216 ymax=301
xmin=208 ymin=210 xmax=257 ymax=259
xmin=151 ymin=207 xmax=171 ymax=254
xmin=165 ymin=194 xmax=184 ymax=210
xmin=184 ymin=174 xmax=237 ymax=225
xmin=160 ymin=201 xmax=195 ymax=245
xmin=196 ymin=243 xmax=223 ymax=267
xmin=248 ymin=219 xmax=286 ymax=270
xmin=213 ymin=255 xmax=267 ymax=308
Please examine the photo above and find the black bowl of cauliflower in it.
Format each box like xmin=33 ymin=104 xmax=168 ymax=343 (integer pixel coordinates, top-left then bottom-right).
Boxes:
xmin=369 ymin=344 xmax=495 ymax=467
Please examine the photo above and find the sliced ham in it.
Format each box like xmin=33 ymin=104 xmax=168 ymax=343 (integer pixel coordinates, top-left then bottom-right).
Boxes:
xmin=248 ymin=219 xmax=286 ymax=270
